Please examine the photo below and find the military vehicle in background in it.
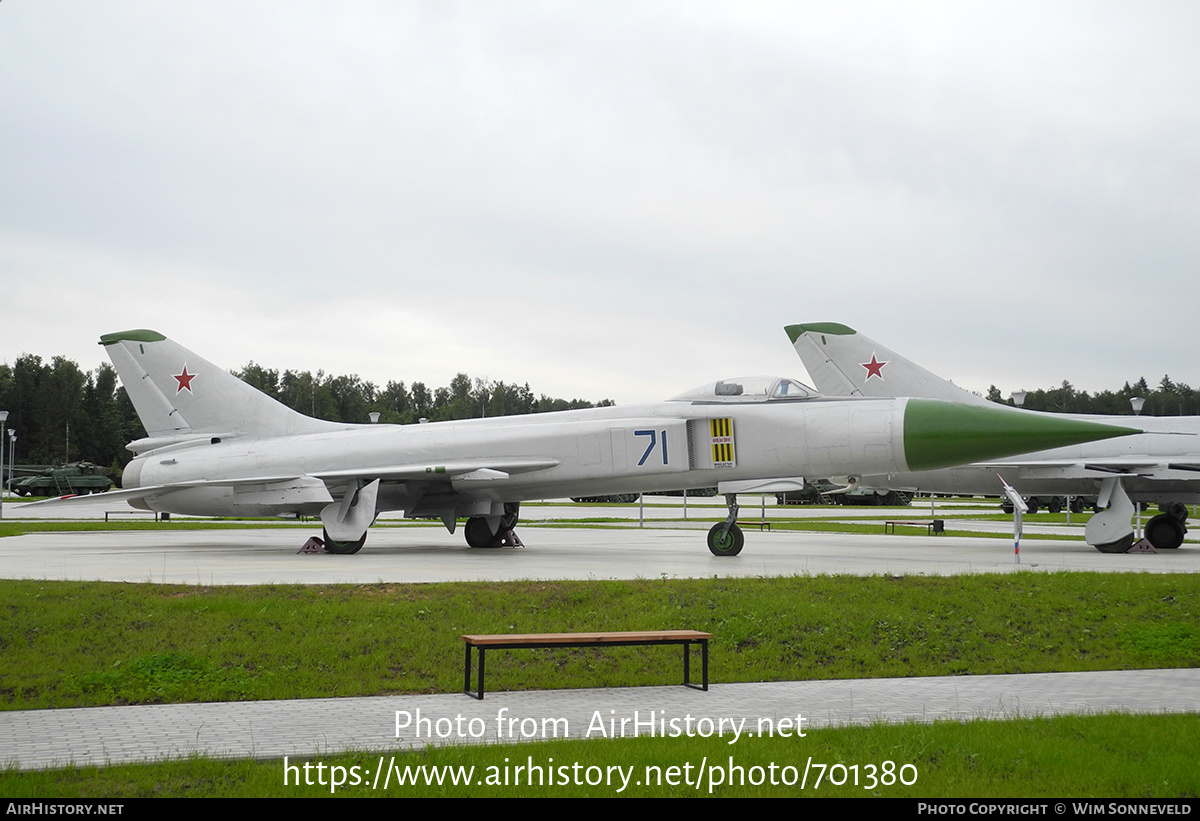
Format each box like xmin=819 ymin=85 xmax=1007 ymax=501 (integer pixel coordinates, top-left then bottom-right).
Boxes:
xmin=7 ymin=462 xmax=115 ymax=497
xmin=998 ymin=495 xmax=1092 ymax=515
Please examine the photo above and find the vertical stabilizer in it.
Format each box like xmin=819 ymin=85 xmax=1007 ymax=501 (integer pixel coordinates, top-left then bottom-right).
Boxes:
xmin=785 ymin=323 xmax=988 ymax=405
xmin=99 ymin=330 xmax=340 ymax=438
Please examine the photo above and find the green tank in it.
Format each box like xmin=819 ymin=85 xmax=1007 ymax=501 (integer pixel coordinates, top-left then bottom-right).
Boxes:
xmin=7 ymin=462 xmax=115 ymax=497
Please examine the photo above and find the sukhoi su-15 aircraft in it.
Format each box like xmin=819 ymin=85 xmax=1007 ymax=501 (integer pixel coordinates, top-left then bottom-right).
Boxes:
xmin=48 ymin=330 xmax=1143 ymax=556
xmin=788 ymin=322 xmax=1200 ymax=553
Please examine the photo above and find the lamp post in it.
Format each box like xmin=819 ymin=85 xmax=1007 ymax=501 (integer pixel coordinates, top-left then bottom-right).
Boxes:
xmin=8 ymin=430 xmax=15 ymax=501
xmin=0 ymin=410 xmax=8 ymax=520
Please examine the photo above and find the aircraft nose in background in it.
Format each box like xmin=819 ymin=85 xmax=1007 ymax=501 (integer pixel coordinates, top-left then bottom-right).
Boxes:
xmin=902 ymin=399 xmax=1140 ymax=471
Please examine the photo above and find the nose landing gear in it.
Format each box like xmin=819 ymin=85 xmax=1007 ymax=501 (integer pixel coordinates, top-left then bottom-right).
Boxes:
xmin=707 ymin=493 xmax=744 ymax=556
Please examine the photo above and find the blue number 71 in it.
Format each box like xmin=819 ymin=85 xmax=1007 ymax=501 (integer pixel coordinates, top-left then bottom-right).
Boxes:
xmin=634 ymin=429 xmax=668 ymax=466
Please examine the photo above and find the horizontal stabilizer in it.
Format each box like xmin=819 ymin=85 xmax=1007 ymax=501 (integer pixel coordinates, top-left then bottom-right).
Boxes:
xmin=21 ymin=485 xmax=181 ymax=507
xmin=23 ymin=458 xmax=562 ymax=510
xmin=23 ymin=474 xmax=326 ymax=508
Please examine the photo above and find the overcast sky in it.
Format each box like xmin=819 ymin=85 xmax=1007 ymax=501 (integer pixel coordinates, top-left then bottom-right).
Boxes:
xmin=3 ymin=2 xmax=1197 ymax=406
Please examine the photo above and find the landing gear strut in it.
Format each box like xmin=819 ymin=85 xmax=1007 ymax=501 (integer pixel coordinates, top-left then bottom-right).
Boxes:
xmin=319 ymin=479 xmax=379 ymax=555
xmin=707 ymin=493 xmax=744 ymax=556
xmin=1086 ymin=477 xmax=1137 ymax=553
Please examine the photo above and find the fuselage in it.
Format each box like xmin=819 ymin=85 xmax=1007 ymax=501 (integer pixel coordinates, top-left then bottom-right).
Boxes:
xmin=122 ymin=394 xmax=915 ymax=517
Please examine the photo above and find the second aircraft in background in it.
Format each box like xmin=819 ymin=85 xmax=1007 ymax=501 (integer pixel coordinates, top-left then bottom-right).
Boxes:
xmin=787 ymin=323 xmax=1199 ymax=553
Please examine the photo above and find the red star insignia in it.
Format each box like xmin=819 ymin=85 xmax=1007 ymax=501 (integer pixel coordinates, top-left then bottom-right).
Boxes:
xmin=174 ymin=366 xmax=197 ymax=394
xmin=861 ymin=353 xmax=887 ymax=381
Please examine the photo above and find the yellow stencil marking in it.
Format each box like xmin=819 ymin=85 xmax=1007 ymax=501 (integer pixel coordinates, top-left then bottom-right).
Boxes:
xmin=709 ymin=418 xmax=736 ymax=468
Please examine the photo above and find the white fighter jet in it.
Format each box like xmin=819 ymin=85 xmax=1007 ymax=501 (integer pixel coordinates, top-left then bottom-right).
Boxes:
xmin=51 ymin=330 xmax=1141 ymax=556
xmin=787 ymin=322 xmax=1200 ymax=552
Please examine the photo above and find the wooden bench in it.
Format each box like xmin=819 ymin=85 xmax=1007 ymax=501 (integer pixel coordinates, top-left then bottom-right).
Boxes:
xmin=884 ymin=519 xmax=944 ymax=535
xmin=461 ymin=630 xmax=712 ymax=700
xmin=738 ymin=520 xmax=771 ymax=531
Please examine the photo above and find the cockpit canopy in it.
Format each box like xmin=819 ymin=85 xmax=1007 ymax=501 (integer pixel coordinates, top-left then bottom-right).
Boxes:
xmin=670 ymin=376 xmax=820 ymax=403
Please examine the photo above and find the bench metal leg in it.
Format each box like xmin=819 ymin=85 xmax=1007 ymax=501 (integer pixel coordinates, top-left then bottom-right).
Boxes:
xmin=682 ymin=640 xmax=709 ymax=691
xmin=464 ymin=644 xmax=472 ymax=697
xmin=464 ymin=645 xmax=487 ymax=700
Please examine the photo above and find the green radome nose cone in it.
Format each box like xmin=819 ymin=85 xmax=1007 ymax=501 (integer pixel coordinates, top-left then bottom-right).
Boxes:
xmin=903 ymin=399 xmax=1140 ymax=471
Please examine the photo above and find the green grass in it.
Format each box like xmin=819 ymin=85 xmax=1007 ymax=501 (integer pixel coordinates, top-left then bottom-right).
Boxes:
xmin=0 ymin=520 xmax=298 ymax=537
xmin=2 ymin=573 xmax=1198 ymax=710
xmin=3 ymin=565 xmax=1199 ymax=797
xmin=2 ymin=713 xmax=1197 ymax=797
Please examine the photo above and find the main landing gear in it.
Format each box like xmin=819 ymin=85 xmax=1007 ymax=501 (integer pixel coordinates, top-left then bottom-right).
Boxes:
xmin=707 ymin=493 xmax=744 ymax=556
xmin=465 ymin=503 xmax=521 ymax=548
xmin=317 ymin=479 xmax=380 ymax=555
xmin=1086 ymin=478 xmax=1138 ymax=553
xmin=1145 ymin=503 xmax=1188 ymax=550
xmin=1086 ymin=478 xmax=1191 ymax=553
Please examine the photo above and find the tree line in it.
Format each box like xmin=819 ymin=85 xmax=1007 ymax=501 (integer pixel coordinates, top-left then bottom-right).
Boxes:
xmin=0 ymin=350 xmax=1194 ymax=473
xmin=232 ymin=363 xmax=612 ymax=428
xmin=0 ymin=354 xmax=612 ymax=472
xmin=984 ymin=376 xmax=1200 ymax=416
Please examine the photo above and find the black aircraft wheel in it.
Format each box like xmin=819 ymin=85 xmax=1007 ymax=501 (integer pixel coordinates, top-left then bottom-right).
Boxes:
xmin=465 ymin=517 xmax=503 ymax=548
xmin=1145 ymin=514 xmax=1186 ymax=550
xmin=322 ymin=528 xmax=366 ymax=555
xmin=707 ymin=523 xmax=744 ymax=557
xmin=1093 ymin=534 xmax=1135 ymax=554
